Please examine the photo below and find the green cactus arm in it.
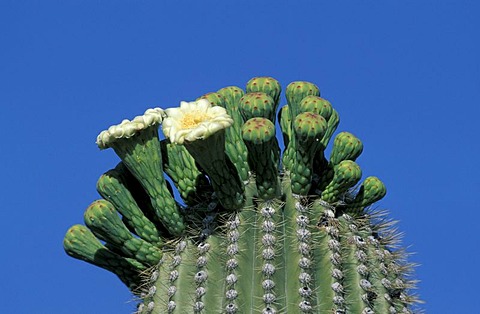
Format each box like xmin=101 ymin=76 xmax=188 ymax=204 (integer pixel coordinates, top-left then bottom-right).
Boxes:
xmin=216 ymin=88 xmax=251 ymax=182
xmin=96 ymin=108 xmax=185 ymax=236
xmin=96 ymin=166 xmax=163 ymax=245
xmin=215 ymin=88 xmax=251 ymax=182
xmin=185 ymin=130 xmax=245 ymax=210
xmin=224 ymin=139 xmax=250 ymax=184
xmin=109 ymin=162 xmax=165 ymax=232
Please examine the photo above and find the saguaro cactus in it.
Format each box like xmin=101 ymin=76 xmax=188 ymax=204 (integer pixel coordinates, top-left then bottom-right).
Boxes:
xmin=64 ymin=77 xmax=419 ymax=313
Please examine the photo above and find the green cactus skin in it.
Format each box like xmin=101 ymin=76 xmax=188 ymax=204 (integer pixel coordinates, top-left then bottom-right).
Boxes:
xmin=112 ymin=162 xmax=169 ymax=233
xmin=282 ymin=81 xmax=321 ymax=172
xmin=63 ymin=224 xmax=146 ymax=290
xmin=84 ymin=199 xmax=163 ymax=266
xmin=321 ymin=108 xmax=340 ymax=148
xmin=64 ymin=77 xmax=420 ymax=314
xmin=200 ymin=91 xmax=250 ymax=183
xmin=235 ymin=90 xmax=282 ymax=168
xmin=96 ymin=165 xmax=163 ymax=245
xmin=246 ymin=76 xmax=282 ymax=110
xmin=242 ymin=117 xmax=279 ymax=200
xmin=239 ymin=92 xmax=276 ymax=122
xmin=197 ymin=92 xmax=227 ymax=109
xmin=97 ymin=121 xmax=185 ymax=236
xmin=285 ymin=81 xmax=320 ymax=120
xmin=290 ymin=112 xmax=327 ymax=195
xmin=183 ymin=129 xmax=245 ymax=210
xmin=160 ymin=139 xmax=211 ymax=206
xmin=297 ymin=95 xmax=339 ymax=148
xmin=316 ymin=131 xmax=363 ymax=193
xmin=321 ymin=160 xmax=362 ymax=204
xmin=217 ymin=86 xmax=245 ymax=125
xmin=346 ymin=176 xmax=387 ymax=215
xmin=299 ymin=95 xmax=333 ymax=121
xmin=329 ymin=132 xmax=364 ymax=166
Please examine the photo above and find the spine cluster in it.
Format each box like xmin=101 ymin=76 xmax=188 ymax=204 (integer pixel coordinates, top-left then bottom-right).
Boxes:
xmin=64 ymin=77 xmax=420 ymax=313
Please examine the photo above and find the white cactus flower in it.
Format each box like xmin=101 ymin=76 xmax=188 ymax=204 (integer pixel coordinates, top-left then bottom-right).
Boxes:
xmin=96 ymin=108 xmax=164 ymax=149
xmin=162 ymin=99 xmax=233 ymax=144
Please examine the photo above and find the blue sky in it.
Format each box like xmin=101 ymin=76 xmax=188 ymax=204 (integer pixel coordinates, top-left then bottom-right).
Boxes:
xmin=1 ymin=1 xmax=479 ymax=313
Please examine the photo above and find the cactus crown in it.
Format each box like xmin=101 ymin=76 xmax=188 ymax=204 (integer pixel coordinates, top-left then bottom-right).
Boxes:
xmin=64 ymin=77 xmax=420 ymax=314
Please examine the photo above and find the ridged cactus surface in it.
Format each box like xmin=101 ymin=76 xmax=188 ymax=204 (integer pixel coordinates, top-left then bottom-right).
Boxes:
xmin=64 ymin=77 xmax=419 ymax=313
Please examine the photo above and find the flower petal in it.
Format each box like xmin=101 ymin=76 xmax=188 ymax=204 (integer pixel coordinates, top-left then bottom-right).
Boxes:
xmin=162 ymin=99 xmax=233 ymax=144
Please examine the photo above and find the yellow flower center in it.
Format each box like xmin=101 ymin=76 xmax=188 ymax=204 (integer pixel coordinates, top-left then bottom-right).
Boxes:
xmin=180 ymin=112 xmax=210 ymax=129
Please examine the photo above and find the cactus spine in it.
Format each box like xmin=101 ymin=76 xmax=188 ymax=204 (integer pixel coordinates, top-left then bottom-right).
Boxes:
xmin=64 ymin=77 xmax=419 ymax=313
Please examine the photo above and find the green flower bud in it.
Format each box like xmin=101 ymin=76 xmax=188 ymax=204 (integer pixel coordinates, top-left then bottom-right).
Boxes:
xmin=299 ymin=95 xmax=333 ymax=121
xmin=84 ymin=200 xmax=163 ymax=266
xmin=321 ymin=160 xmax=362 ymax=203
xmin=346 ymin=176 xmax=387 ymax=214
xmin=321 ymin=109 xmax=340 ymax=148
xmin=362 ymin=176 xmax=387 ymax=201
xmin=242 ymin=117 xmax=276 ymax=144
xmin=197 ymin=92 xmax=227 ymax=108
xmin=95 ymin=108 xmax=185 ymax=236
xmin=63 ymin=224 xmax=145 ymax=289
xmin=239 ymin=92 xmax=276 ymax=122
xmin=217 ymin=86 xmax=245 ymax=115
xmin=293 ymin=112 xmax=327 ymax=145
xmin=329 ymin=132 xmax=364 ymax=165
xmin=242 ymin=118 xmax=278 ymax=199
xmin=97 ymin=167 xmax=162 ymax=245
xmin=216 ymin=86 xmax=250 ymax=181
xmin=217 ymin=86 xmax=244 ymax=103
xmin=246 ymin=76 xmax=282 ymax=107
xmin=279 ymin=105 xmax=291 ymax=144
xmin=286 ymin=81 xmax=320 ymax=119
